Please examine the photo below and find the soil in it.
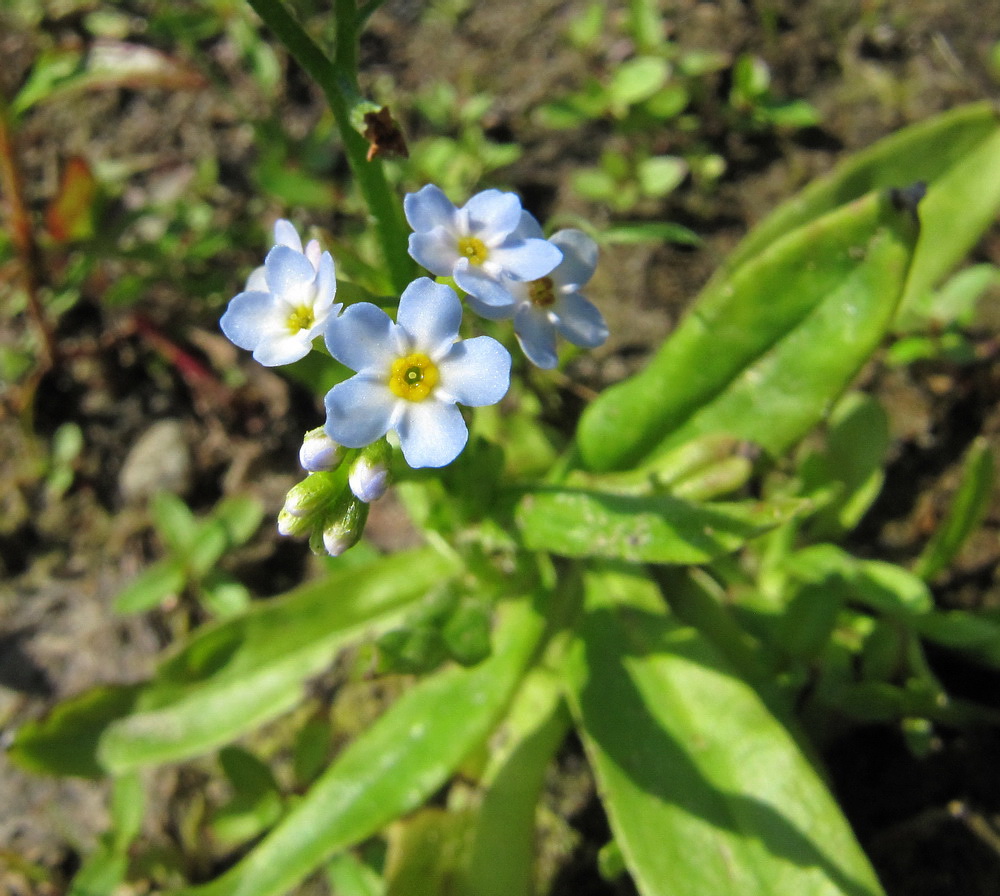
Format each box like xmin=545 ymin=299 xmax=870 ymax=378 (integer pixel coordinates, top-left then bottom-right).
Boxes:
xmin=2 ymin=0 xmax=1000 ymax=894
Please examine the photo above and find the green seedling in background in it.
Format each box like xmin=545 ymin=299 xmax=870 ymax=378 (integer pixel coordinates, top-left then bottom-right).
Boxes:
xmin=114 ymin=492 xmax=263 ymax=617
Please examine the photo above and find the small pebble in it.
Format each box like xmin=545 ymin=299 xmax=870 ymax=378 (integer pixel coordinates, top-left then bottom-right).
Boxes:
xmin=118 ymin=419 xmax=193 ymax=502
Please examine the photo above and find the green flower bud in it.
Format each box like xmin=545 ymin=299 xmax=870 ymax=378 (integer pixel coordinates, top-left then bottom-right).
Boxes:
xmin=277 ymin=506 xmax=313 ymax=537
xmin=309 ymin=491 xmax=370 ymax=557
xmin=282 ymin=471 xmax=340 ymax=519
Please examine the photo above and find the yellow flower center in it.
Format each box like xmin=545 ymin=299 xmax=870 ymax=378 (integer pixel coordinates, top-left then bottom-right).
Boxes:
xmin=287 ymin=305 xmax=316 ymax=334
xmin=388 ymin=352 xmax=439 ymax=402
xmin=457 ymin=236 xmax=489 ymax=266
xmin=528 ymin=276 xmax=556 ymax=308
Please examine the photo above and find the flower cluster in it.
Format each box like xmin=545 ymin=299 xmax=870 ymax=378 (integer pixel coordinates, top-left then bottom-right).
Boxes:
xmin=404 ymin=185 xmax=608 ymax=369
xmin=220 ymin=187 xmax=607 ymax=555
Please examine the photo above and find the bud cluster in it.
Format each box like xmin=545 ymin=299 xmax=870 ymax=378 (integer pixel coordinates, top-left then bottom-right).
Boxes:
xmin=278 ymin=432 xmax=394 ymax=556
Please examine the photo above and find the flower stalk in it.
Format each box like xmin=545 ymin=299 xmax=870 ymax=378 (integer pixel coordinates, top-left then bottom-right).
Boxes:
xmin=245 ymin=0 xmax=414 ymax=293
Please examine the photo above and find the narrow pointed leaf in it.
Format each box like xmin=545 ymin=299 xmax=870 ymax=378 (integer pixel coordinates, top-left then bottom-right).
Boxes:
xmin=458 ymin=669 xmax=570 ymax=896
xmin=98 ymin=548 xmax=459 ymax=773
xmin=169 ymin=595 xmax=547 ymax=896
xmin=564 ymin=563 xmax=885 ymax=896
xmin=913 ymin=437 xmax=996 ymax=581
xmin=9 ymin=684 xmax=140 ymax=778
xmin=516 ymin=488 xmax=808 ymax=564
xmin=577 ymin=189 xmax=918 ymax=470
xmin=722 ymin=102 xmax=999 ymax=273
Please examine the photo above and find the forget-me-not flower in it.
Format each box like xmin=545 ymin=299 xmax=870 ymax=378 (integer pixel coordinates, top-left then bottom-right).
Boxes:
xmin=323 ymin=278 xmax=511 ymax=469
xmin=221 ymin=220 xmax=340 ymax=366
xmin=492 ymin=223 xmax=608 ymax=369
xmin=404 ymin=185 xmax=562 ymax=315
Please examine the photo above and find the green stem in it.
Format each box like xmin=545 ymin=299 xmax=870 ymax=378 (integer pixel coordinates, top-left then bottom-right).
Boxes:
xmin=246 ymin=0 xmax=414 ymax=293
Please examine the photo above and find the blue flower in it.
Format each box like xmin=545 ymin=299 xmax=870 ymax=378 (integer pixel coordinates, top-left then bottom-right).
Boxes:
xmin=323 ymin=278 xmax=511 ymax=469
xmin=404 ymin=185 xmax=562 ymax=315
xmin=221 ymin=220 xmax=340 ymax=366
xmin=481 ymin=222 xmax=607 ymax=369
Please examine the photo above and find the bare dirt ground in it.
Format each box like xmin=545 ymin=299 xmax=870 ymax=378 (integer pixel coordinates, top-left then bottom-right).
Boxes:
xmin=2 ymin=0 xmax=1000 ymax=893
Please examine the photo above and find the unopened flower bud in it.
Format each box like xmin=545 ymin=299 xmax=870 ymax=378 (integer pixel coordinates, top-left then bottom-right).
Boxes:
xmin=277 ymin=506 xmax=313 ymax=537
xmin=282 ymin=471 xmax=339 ymax=519
xmin=299 ymin=427 xmax=346 ymax=472
xmin=309 ymin=492 xmax=369 ymax=557
xmin=348 ymin=440 xmax=392 ymax=503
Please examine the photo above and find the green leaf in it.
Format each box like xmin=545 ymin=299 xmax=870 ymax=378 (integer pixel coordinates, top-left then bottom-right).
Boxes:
xmin=168 ymin=595 xmax=548 ymax=896
xmin=566 ymin=1 xmax=605 ymax=49
xmin=98 ymin=548 xmax=460 ymax=773
xmin=151 ymin=491 xmax=199 ymax=554
xmin=114 ymin=556 xmax=186 ymax=614
xmin=636 ymin=155 xmax=687 ymax=197
xmin=68 ymin=849 xmax=128 ymax=896
xmin=731 ymin=53 xmax=770 ymax=101
xmin=11 ymin=48 xmax=84 ymax=117
xmin=457 ymin=669 xmax=569 ymax=896
xmin=109 ymin=771 xmax=146 ymax=852
xmin=199 ymin=571 xmax=252 ymax=619
xmin=213 ymin=495 xmax=266 ymax=547
xmin=714 ymin=103 xmax=1000 ymax=322
xmin=384 ymin=808 xmax=472 ymax=896
xmin=798 ymin=392 xmax=890 ymax=538
xmin=911 ymin=610 xmax=1000 ymax=668
xmin=67 ymin=774 xmax=144 ymax=896
xmin=326 ymin=852 xmax=385 ymax=896
xmin=760 ymin=98 xmax=821 ymax=129
xmin=8 ymin=684 xmax=140 ymax=778
xmin=608 ymin=56 xmax=670 ymax=111
xmin=563 ymin=564 xmax=885 ymax=896
xmin=601 ymin=221 xmax=702 ymax=246
xmin=577 ymin=189 xmax=918 ymax=471
xmin=913 ymin=437 xmax=996 ymax=581
xmin=896 ymin=263 xmax=1000 ymax=332
xmin=293 ymin=717 xmax=332 ymax=788
xmin=210 ymin=747 xmax=284 ymax=846
xmin=572 ymin=167 xmax=618 ymax=202
xmin=721 ymin=102 xmax=999 ymax=275
xmin=783 ymin=544 xmax=934 ymax=616
xmin=516 ymin=488 xmax=806 ymax=564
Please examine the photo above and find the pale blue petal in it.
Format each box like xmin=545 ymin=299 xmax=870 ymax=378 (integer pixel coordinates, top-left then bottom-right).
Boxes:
xmin=273 ymin=219 xmax=302 ymax=252
xmin=554 ymin=292 xmax=609 ymax=348
xmin=324 ymin=377 xmax=397 ymax=448
xmin=491 ymin=238 xmax=562 ymax=280
xmin=324 ymin=303 xmax=398 ymax=373
xmin=265 ymin=245 xmax=316 ymax=296
xmin=408 ymin=228 xmax=458 ymax=276
xmin=551 ymin=229 xmax=598 ymax=287
xmin=404 ymin=184 xmax=457 ymax=232
xmin=508 ymin=210 xmax=544 ymax=241
xmin=514 ymin=304 xmax=559 ymax=369
xmin=244 ymin=265 xmax=267 ymax=291
xmin=254 ymin=331 xmax=313 ymax=366
xmin=397 ymin=278 xmax=461 ymax=356
xmin=454 ymin=263 xmax=515 ymax=313
xmin=315 ymin=251 xmax=338 ymax=311
xmin=465 ymin=190 xmax=522 ymax=238
xmin=220 ymin=291 xmax=284 ymax=351
xmin=304 ymin=239 xmax=322 ymax=270
xmin=437 ymin=336 xmax=511 ymax=406
xmin=465 ymin=290 xmax=516 ymax=321
xmin=396 ymin=400 xmax=468 ymax=468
